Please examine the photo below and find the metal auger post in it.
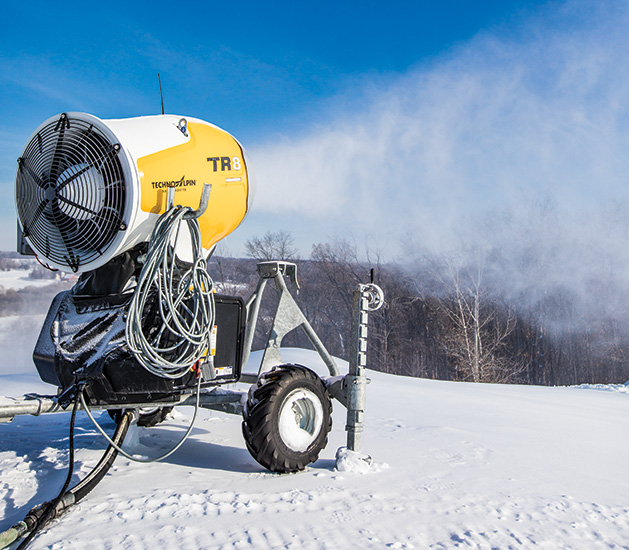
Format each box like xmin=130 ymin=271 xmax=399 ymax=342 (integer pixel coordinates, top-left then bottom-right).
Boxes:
xmin=345 ymin=281 xmax=384 ymax=453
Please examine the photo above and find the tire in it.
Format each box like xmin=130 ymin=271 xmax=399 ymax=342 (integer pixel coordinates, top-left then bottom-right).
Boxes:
xmin=242 ymin=364 xmax=332 ymax=473
xmin=108 ymin=406 xmax=173 ymax=427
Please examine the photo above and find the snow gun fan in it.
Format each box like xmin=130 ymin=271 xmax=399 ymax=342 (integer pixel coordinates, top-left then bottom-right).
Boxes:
xmin=16 ymin=112 xmax=253 ymax=273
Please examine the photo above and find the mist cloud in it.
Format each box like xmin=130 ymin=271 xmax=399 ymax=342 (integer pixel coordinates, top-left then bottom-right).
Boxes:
xmin=250 ymin=1 xmax=629 ymax=256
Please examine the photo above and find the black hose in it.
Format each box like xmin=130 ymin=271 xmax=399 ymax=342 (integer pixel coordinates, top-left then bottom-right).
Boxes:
xmin=15 ymin=392 xmax=81 ymax=549
xmin=69 ymin=410 xmax=132 ymax=502
xmin=7 ymin=404 xmax=133 ymax=550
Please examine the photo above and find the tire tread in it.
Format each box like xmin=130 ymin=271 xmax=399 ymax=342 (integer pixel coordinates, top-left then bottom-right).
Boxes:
xmin=242 ymin=364 xmax=332 ymax=473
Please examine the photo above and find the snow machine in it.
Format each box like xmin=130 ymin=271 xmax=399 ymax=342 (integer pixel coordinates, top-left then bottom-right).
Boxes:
xmin=0 ymin=112 xmax=384 ymax=548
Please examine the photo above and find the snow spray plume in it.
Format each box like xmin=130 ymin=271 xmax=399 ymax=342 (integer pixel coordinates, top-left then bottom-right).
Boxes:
xmin=251 ymin=1 xmax=629 ymax=335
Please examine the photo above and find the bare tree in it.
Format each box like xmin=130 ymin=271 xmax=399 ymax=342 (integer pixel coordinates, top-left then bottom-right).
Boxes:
xmin=244 ymin=230 xmax=299 ymax=261
xmin=307 ymin=239 xmax=363 ymax=357
xmin=421 ymin=248 xmax=521 ymax=383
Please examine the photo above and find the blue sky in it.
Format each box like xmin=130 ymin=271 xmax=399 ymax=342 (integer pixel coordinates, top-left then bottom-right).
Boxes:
xmin=2 ymin=0 xmax=629 ymax=260
xmin=1 ymin=1 xmax=536 ymax=138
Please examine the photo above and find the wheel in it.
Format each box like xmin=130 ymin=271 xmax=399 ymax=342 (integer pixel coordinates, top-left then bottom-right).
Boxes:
xmin=108 ymin=406 xmax=173 ymax=427
xmin=242 ymin=364 xmax=332 ymax=473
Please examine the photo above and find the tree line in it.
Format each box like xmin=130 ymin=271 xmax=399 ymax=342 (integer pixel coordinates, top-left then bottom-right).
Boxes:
xmin=210 ymin=231 xmax=629 ymax=386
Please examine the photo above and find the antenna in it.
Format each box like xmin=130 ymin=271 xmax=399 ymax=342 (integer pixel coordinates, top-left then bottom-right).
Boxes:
xmin=158 ymin=73 xmax=165 ymax=115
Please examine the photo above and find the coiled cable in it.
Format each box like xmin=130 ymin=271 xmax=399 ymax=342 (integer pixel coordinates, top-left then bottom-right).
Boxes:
xmin=126 ymin=206 xmax=215 ymax=379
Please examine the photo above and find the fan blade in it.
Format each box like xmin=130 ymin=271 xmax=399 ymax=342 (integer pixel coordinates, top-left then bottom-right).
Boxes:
xmin=49 ymin=114 xmax=70 ymax=181
xmin=17 ymin=157 xmax=47 ymax=189
xmin=56 ymin=195 xmax=99 ymax=218
xmin=50 ymin=198 xmax=76 ymax=257
xmin=21 ymin=199 xmax=50 ymax=236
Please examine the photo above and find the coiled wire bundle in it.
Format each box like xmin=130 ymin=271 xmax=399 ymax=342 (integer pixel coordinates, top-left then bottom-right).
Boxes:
xmin=125 ymin=205 xmax=215 ymax=379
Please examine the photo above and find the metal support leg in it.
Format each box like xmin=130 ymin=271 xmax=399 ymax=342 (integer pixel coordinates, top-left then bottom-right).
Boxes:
xmin=259 ymin=273 xmax=339 ymax=376
xmin=240 ymin=276 xmax=268 ymax=371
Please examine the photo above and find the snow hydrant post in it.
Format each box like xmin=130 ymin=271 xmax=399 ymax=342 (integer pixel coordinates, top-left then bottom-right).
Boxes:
xmin=345 ymin=282 xmax=384 ymax=453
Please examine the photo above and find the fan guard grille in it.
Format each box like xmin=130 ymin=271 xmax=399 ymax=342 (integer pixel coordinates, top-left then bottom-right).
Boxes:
xmin=16 ymin=113 xmax=126 ymax=272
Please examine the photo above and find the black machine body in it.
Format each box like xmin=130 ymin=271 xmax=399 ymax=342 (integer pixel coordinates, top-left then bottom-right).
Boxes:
xmin=33 ymin=247 xmax=246 ymax=407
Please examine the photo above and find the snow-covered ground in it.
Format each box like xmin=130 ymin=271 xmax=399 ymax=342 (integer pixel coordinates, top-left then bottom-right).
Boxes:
xmin=1 ymin=319 xmax=628 ymax=550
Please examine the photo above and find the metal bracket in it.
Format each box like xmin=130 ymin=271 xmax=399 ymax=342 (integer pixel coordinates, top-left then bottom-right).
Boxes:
xmin=184 ymin=183 xmax=212 ymax=219
xmin=166 ymin=183 xmax=212 ymax=219
xmin=256 ymin=261 xmax=300 ymax=289
xmin=240 ymin=261 xmax=338 ymax=382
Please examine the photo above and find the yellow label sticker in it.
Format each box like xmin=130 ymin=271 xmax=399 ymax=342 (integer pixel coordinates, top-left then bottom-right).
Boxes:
xmin=210 ymin=325 xmax=217 ymax=356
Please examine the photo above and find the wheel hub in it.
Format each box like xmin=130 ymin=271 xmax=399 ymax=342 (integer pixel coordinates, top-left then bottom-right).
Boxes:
xmin=278 ymin=388 xmax=323 ymax=452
